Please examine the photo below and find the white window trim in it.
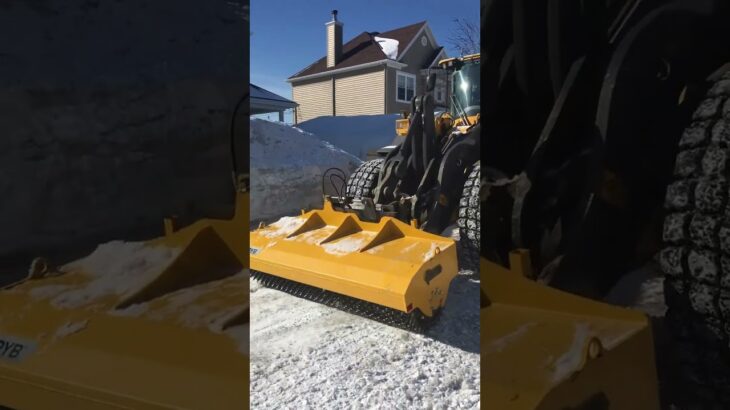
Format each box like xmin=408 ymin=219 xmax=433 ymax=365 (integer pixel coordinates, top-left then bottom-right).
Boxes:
xmin=395 ymin=71 xmax=417 ymax=103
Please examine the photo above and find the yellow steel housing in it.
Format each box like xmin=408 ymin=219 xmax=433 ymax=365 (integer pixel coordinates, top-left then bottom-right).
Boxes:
xmin=396 ymin=118 xmax=409 ymax=137
xmin=482 ymin=252 xmax=660 ymax=409
xmin=438 ymin=53 xmax=481 ymax=67
xmin=250 ymin=200 xmax=458 ymax=317
xmin=0 ymin=192 xmax=250 ymax=410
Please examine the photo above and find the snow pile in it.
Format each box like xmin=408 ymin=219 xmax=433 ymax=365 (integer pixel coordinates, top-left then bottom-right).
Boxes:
xmin=250 ymin=118 xmax=362 ymax=221
xmin=374 ymin=36 xmax=399 ymax=60
xmin=28 ymin=241 xmax=180 ymax=309
xmin=296 ymin=114 xmax=401 ymax=160
xmin=113 ymin=271 xmax=249 ymax=331
xmin=250 ymin=268 xmax=480 ymax=408
xmin=604 ymin=262 xmax=667 ymax=317
xmin=321 ymin=234 xmax=374 ymax=256
xmin=53 ymin=320 xmax=89 ymax=340
xmin=551 ymin=323 xmax=591 ymax=384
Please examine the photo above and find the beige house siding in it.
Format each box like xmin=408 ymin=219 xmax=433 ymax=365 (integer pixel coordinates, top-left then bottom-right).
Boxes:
xmin=292 ymin=77 xmax=333 ymax=122
xmin=334 ymin=67 xmax=385 ymax=116
xmin=292 ymin=24 xmax=446 ymax=121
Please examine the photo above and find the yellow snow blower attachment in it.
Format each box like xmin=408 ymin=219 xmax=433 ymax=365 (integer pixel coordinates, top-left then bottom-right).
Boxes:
xmin=482 ymin=252 xmax=660 ymax=410
xmin=250 ymin=199 xmax=458 ymax=331
xmin=0 ymin=191 xmax=250 ymax=410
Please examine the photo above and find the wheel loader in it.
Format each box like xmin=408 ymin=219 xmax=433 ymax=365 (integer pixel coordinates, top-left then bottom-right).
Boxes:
xmin=481 ymin=0 xmax=730 ymax=408
xmin=0 ymin=96 xmax=251 ymax=409
xmin=249 ymin=54 xmax=481 ymax=331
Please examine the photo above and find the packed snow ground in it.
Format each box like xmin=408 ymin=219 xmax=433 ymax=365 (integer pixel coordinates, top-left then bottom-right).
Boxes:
xmin=250 ymin=118 xmax=361 ymax=221
xmin=296 ymin=114 xmax=401 ymax=160
xmin=250 ymin=225 xmax=480 ymax=409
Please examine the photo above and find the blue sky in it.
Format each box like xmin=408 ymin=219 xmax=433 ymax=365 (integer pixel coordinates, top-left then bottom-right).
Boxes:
xmin=251 ymin=0 xmax=479 ymax=122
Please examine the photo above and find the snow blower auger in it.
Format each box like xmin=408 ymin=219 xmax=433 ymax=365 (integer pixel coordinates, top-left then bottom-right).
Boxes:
xmin=0 ymin=187 xmax=250 ymax=410
xmin=481 ymin=253 xmax=660 ymax=409
xmin=251 ymin=55 xmax=480 ymax=332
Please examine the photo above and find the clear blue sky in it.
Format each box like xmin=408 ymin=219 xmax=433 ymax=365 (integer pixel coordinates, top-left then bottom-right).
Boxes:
xmin=251 ymin=0 xmax=479 ymax=121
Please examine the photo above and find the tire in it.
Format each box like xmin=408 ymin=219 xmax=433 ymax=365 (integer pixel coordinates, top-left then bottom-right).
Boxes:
xmin=345 ymin=158 xmax=383 ymax=199
xmin=660 ymin=68 xmax=730 ymax=407
xmin=457 ymin=162 xmax=480 ymax=271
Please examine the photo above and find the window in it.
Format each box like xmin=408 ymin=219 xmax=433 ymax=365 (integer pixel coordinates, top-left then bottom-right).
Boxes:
xmin=396 ymin=71 xmax=416 ymax=103
xmin=436 ymin=87 xmax=444 ymax=103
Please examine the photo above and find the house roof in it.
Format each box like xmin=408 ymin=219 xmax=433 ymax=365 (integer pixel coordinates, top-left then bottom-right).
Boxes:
xmin=289 ymin=21 xmax=428 ymax=80
xmin=250 ymin=83 xmax=297 ymax=114
xmin=426 ymin=47 xmax=446 ymax=67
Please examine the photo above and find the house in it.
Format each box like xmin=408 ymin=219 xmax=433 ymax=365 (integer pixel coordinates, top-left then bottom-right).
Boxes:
xmin=288 ymin=10 xmax=449 ymax=123
xmin=250 ymin=83 xmax=298 ymax=122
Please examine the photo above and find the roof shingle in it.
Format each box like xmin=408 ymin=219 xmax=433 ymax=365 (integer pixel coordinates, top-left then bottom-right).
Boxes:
xmin=289 ymin=21 xmax=427 ymax=80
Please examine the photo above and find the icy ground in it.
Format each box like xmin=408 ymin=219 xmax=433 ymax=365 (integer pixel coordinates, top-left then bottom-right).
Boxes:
xmin=250 ymin=225 xmax=480 ymax=409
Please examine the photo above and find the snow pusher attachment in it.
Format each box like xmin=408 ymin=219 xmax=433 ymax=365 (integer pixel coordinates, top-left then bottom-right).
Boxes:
xmin=250 ymin=199 xmax=458 ymax=331
xmin=482 ymin=252 xmax=660 ymax=409
xmin=0 ymin=192 xmax=250 ymax=410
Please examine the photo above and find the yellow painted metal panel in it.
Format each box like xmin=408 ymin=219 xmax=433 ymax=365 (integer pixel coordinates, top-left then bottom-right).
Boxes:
xmin=482 ymin=255 xmax=660 ymax=409
xmin=250 ymin=200 xmax=458 ymax=317
xmin=0 ymin=193 xmax=250 ymax=409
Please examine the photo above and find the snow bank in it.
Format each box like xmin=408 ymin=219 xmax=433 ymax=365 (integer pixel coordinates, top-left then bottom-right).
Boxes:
xmin=296 ymin=114 xmax=401 ymax=160
xmin=250 ymin=118 xmax=362 ymax=221
xmin=29 ymin=241 xmax=181 ymax=309
xmin=374 ymin=36 xmax=399 ymax=60
xmin=604 ymin=262 xmax=666 ymax=317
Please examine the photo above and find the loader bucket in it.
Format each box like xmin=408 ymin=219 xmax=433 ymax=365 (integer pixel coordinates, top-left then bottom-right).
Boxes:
xmin=482 ymin=252 xmax=660 ymax=409
xmin=250 ymin=200 xmax=458 ymax=323
xmin=0 ymin=192 xmax=250 ymax=410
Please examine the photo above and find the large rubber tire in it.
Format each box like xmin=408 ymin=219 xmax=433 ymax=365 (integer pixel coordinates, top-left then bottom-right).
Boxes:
xmin=660 ymin=69 xmax=730 ymax=407
xmin=345 ymin=158 xmax=383 ymax=199
xmin=457 ymin=162 xmax=480 ymax=271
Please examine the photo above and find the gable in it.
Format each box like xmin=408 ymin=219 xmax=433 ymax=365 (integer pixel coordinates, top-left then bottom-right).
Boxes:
xmin=396 ymin=23 xmax=439 ymax=64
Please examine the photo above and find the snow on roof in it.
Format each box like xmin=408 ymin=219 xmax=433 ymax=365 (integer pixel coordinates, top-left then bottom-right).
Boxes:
xmin=374 ymin=36 xmax=399 ymax=60
xmin=289 ymin=21 xmax=427 ymax=79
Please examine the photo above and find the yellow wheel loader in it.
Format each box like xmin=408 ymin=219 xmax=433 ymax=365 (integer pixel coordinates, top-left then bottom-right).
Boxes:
xmin=482 ymin=0 xmax=730 ymax=408
xmin=250 ymin=55 xmax=481 ymax=331
xmin=0 ymin=96 xmax=251 ymax=409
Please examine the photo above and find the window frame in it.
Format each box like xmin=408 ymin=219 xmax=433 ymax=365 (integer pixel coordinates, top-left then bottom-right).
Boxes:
xmin=395 ymin=71 xmax=417 ymax=103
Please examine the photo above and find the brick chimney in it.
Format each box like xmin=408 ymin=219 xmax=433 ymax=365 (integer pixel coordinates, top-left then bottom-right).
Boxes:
xmin=326 ymin=10 xmax=343 ymax=68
